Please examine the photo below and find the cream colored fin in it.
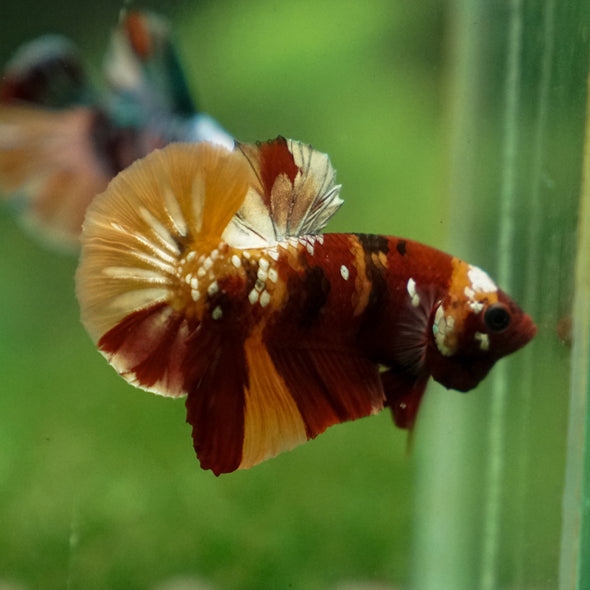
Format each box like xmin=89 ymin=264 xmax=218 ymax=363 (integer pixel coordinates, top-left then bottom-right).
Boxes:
xmin=222 ymin=137 xmax=343 ymax=248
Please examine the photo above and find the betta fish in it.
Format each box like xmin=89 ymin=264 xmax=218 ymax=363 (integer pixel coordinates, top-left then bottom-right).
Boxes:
xmin=75 ymin=138 xmax=536 ymax=475
xmin=0 ymin=10 xmax=232 ymax=251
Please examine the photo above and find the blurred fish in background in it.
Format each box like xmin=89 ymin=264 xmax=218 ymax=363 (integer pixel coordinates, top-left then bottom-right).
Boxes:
xmin=0 ymin=10 xmax=233 ymax=252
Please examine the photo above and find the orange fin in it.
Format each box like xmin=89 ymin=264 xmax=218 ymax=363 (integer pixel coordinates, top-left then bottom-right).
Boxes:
xmin=77 ymin=142 xmax=252 ymax=348
xmin=78 ymin=142 xmax=255 ymax=475
xmin=98 ymin=297 xmax=386 ymax=474
xmin=222 ymin=137 xmax=343 ymax=248
xmin=238 ymin=337 xmax=309 ymax=470
xmin=183 ymin=336 xmax=385 ymax=474
xmin=267 ymin=346 xmax=385 ymax=438
xmin=183 ymin=334 xmax=307 ymax=475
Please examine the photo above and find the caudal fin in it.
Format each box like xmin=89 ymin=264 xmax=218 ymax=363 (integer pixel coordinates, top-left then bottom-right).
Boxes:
xmin=76 ymin=142 xmax=252 ymax=394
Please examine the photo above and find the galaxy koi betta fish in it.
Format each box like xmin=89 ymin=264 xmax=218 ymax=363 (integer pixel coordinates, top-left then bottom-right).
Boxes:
xmin=75 ymin=138 xmax=536 ymax=475
xmin=0 ymin=10 xmax=231 ymax=251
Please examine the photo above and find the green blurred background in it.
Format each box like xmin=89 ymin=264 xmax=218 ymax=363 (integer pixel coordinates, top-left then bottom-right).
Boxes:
xmin=0 ymin=1 xmax=587 ymax=589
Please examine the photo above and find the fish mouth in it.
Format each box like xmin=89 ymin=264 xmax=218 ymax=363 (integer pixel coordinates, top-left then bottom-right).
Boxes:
xmin=495 ymin=289 xmax=537 ymax=354
xmin=502 ymin=312 xmax=537 ymax=355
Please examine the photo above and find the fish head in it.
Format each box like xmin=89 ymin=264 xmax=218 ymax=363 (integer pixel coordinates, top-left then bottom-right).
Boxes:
xmin=426 ymin=261 xmax=536 ymax=392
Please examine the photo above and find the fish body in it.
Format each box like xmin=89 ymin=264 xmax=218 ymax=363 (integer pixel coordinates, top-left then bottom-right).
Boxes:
xmin=0 ymin=10 xmax=231 ymax=250
xmin=76 ymin=138 xmax=536 ymax=475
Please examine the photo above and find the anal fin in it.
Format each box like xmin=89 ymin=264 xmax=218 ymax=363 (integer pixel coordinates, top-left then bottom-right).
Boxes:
xmin=268 ymin=346 xmax=385 ymax=439
xmin=381 ymin=369 xmax=429 ymax=431
xmin=184 ymin=335 xmax=387 ymax=474
xmin=185 ymin=335 xmax=248 ymax=475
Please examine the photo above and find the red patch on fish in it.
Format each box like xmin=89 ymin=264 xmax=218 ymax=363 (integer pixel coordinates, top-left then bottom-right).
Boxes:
xmin=258 ymin=136 xmax=300 ymax=197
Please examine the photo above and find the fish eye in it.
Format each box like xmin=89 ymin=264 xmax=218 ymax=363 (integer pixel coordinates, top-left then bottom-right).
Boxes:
xmin=484 ymin=303 xmax=511 ymax=332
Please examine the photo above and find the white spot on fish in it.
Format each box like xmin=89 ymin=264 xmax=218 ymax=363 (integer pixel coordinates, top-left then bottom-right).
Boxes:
xmin=212 ymin=306 xmax=223 ymax=320
xmin=210 ymin=249 xmax=219 ymax=260
xmin=433 ymin=305 xmax=455 ymax=357
xmin=407 ymin=277 xmax=420 ymax=307
xmin=231 ymin=254 xmax=241 ymax=268
xmin=268 ymin=249 xmax=280 ymax=261
xmin=268 ymin=269 xmax=278 ymax=283
xmin=464 ymin=284 xmax=485 ymax=313
xmin=190 ymin=277 xmax=199 ymax=290
xmin=207 ymin=281 xmax=219 ymax=296
xmin=191 ymin=289 xmax=200 ymax=302
xmin=340 ymin=265 xmax=350 ymax=280
xmin=259 ymin=290 xmax=271 ymax=308
xmin=187 ymin=251 xmax=196 ymax=262
xmin=257 ymin=268 xmax=268 ymax=283
xmin=475 ymin=331 xmax=490 ymax=351
xmin=248 ymin=289 xmax=259 ymax=304
xmin=243 ymin=251 xmax=251 ymax=260
xmin=203 ymin=257 xmax=213 ymax=271
xmin=197 ymin=267 xmax=206 ymax=278
xmin=259 ymin=258 xmax=270 ymax=272
xmin=468 ymin=265 xmax=498 ymax=293
xmin=469 ymin=300 xmax=484 ymax=314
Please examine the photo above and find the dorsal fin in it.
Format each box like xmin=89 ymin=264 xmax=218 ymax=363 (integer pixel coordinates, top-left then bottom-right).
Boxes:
xmin=76 ymin=142 xmax=252 ymax=343
xmin=222 ymin=137 xmax=343 ymax=248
